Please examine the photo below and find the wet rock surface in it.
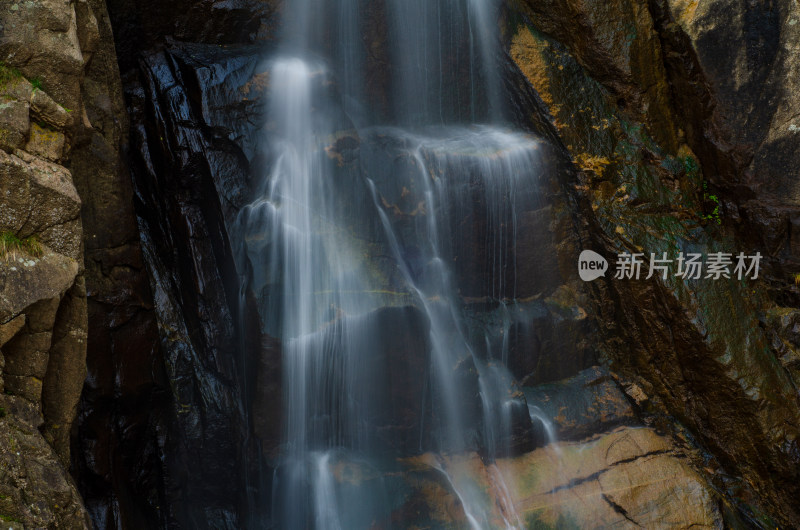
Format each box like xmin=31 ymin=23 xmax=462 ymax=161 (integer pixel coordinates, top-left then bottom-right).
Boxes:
xmin=524 ymin=366 xmax=638 ymax=441
xmin=496 ymin=427 xmax=724 ymax=529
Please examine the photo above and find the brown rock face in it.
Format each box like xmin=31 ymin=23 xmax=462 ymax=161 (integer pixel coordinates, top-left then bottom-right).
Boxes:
xmin=496 ymin=427 xmax=723 ymax=528
xmin=508 ymin=0 xmax=800 ymax=525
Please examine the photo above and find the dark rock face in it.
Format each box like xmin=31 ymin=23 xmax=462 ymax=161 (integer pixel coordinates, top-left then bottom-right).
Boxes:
xmin=68 ymin=0 xmax=172 ymax=527
xmin=122 ymin=44 xmax=269 ymax=527
xmin=69 ymin=0 xmax=281 ymax=527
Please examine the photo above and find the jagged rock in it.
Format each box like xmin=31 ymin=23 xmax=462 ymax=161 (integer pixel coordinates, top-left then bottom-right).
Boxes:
xmin=0 ymin=149 xmax=82 ymax=260
xmin=30 ymin=88 xmax=71 ymax=131
xmin=508 ymin=10 xmax=800 ymax=524
xmin=0 ymin=252 xmax=79 ymax=323
xmin=0 ymin=394 xmax=91 ymax=528
xmin=0 ymin=0 xmax=85 ymax=111
xmin=0 ymin=0 xmax=94 ymax=526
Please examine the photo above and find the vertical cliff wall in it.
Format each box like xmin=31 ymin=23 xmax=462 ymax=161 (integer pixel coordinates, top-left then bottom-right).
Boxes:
xmin=1 ymin=0 xmax=94 ymax=526
xmin=506 ymin=0 xmax=800 ymax=525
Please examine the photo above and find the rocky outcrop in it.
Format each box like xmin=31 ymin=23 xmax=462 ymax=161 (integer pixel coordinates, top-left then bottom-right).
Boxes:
xmin=291 ymin=426 xmax=723 ymax=528
xmin=496 ymin=427 xmax=723 ymax=528
xmin=508 ymin=0 xmax=800 ymax=525
xmin=0 ymin=0 xmax=97 ymax=524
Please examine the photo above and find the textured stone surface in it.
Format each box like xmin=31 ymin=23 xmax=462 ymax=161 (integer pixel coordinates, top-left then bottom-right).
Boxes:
xmin=0 ymin=149 xmax=82 ymax=260
xmin=496 ymin=427 xmax=723 ymax=528
xmin=509 ymin=1 xmax=800 ymax=524
xmin=42 ymin=278 xmax=88 ymax=464
xmin=0 ymin=252 xmax=79 ymax=323
xmin=0 ymin=0 xmax=100 ymax=523
xmin=296 ymin=427 xmax=722 ymax=528
xmin=0 ymin=0 xmax=85 ymax=112
xmin=0 ymin=97 xmax=30 ymax=151
xmin=661 ymin=0 xmax=800 ymax=203
xmin=25 ymin=122 xmax=66 ymax=162
xmin=0 ymin=395 xmax=91 ymax=528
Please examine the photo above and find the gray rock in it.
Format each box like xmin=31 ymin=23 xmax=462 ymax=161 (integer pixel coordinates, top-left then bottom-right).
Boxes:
xmin=0 ymin=395 xmax=91 ymax=528
xmin=0 ymin=0 xmax=85 ymax=111
xmin=24 ymin=122 xmax=66 ymax=162
xmin=0 ymin=149 xmax=82 ymax=260
xmin=30 ymin=88 xmax=71 ymax=130
xmin=0 ymin=98 xmax=30 ymax=152
xmin=0 ymin=250 xmax=79 ymax=322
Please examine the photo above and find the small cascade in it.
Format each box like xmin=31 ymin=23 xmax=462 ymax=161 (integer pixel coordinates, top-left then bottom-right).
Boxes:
xmin=235 ymin=0 xmax=553 ymax=526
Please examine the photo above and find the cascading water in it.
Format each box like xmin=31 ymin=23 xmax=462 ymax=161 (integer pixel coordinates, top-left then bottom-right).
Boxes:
xmin=236 ymin=0 xmax=550 ymax=527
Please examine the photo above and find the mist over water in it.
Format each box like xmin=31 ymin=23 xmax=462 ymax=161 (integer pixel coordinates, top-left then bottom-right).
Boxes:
xmin=234 ymin=0 xmax=549 ymax=526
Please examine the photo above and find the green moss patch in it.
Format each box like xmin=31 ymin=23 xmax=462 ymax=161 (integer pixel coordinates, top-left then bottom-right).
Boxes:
xmin=0 ymin=232 xmax=44 ymax=258
xmin=0 ymin=62 xmax=23 ymax=88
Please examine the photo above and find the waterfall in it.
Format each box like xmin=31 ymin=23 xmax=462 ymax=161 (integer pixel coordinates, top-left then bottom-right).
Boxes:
xmin=236 ymin=0 xmax=548 ymax=527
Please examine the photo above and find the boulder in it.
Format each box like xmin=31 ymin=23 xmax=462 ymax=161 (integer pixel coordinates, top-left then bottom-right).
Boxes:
xmin=24 ymin=122 xmax=66 ymax=162
xmin=30 ymin=87 xmax=71 ymax=130
xmin=0 ymin=251 xmax=79 ymax=323
xmin=0 ymin=149 xmax=82 ymax=260
xmin=0 ymin=0 xmax=85 ymax=111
